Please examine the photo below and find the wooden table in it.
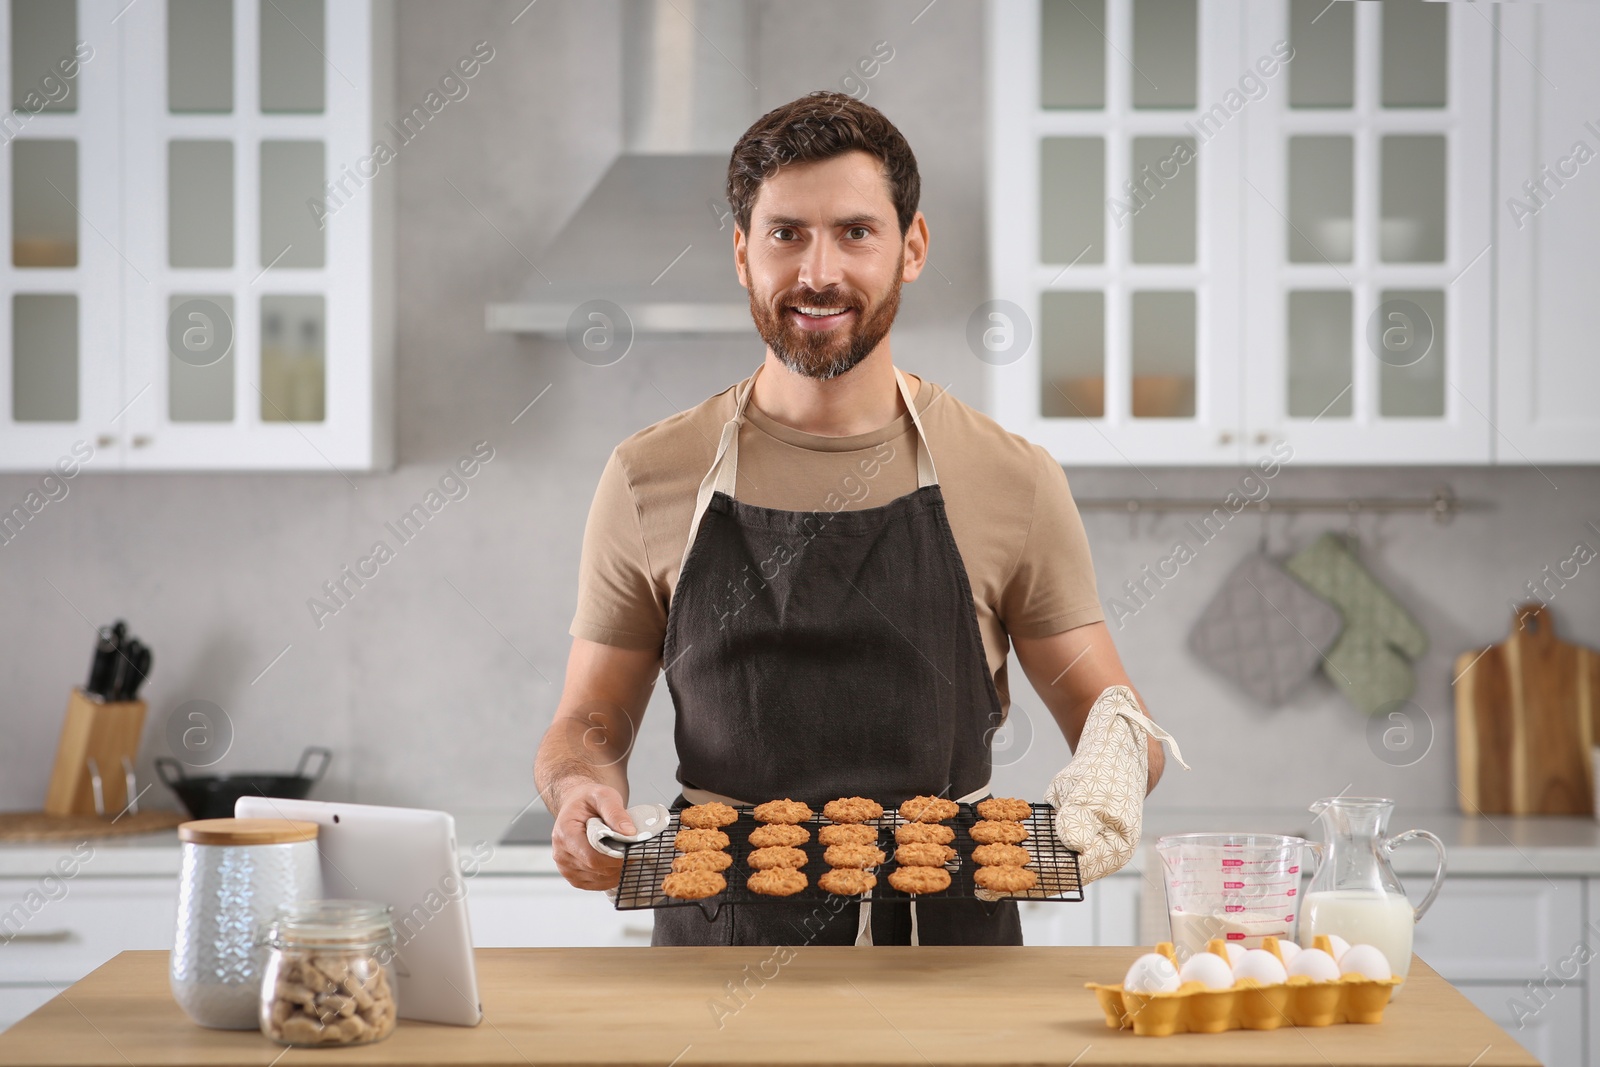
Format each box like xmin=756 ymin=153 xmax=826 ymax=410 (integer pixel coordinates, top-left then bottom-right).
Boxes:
xmin=0 ymin=947 xmax=1540 ymax=1066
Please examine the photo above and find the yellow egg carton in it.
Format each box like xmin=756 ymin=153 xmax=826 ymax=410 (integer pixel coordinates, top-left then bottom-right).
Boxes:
xmin=1085 ymin=935 xmax=1401 ymax=1036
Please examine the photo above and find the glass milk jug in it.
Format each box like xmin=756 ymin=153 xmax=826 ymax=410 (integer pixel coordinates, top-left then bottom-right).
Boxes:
xmin=1300 ymin=796 xmax=1446 ymax=990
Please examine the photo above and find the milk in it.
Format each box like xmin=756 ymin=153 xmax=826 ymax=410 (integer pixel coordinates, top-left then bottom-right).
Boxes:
xmin=1300 ymin=889 xmax=1416 ymax=983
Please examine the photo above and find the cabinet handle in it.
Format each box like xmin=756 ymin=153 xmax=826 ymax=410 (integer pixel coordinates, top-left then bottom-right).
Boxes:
xmin=95 ymin=434 xmax=116 ymax=448
xmin=131 ymin=435 xmax=153 ymax=448
xmin=1 ymin=928 xmax=74 ymax=944
xmin=1254 ymin=431 xmax=1271 ymax=445
xmin=1218 ymin=431 xmax=1234 ymax=445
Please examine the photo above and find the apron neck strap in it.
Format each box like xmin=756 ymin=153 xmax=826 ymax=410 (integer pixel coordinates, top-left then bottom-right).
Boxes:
xmin=679 ymin=363 xmax=939 ymax=578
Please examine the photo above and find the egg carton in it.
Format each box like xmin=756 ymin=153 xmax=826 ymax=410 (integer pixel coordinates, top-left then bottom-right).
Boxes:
xmin=1084 ymin=935 xmax=1401 ymax=1037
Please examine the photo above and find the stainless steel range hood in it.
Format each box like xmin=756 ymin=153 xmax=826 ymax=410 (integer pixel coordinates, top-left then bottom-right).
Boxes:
xmin=485 ymin=0 xmax=758 ymax=336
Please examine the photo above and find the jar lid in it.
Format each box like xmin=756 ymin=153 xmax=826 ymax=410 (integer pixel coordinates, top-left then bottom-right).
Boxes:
xmin=263 ymin=899 xmax=395 ymax=948
xmin=178 ymin=818 xmax=320 ymax=846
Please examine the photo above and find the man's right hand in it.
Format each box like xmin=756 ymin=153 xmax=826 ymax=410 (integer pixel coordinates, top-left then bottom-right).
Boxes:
xmin=550 ymin=781 xmax=639 ymax=891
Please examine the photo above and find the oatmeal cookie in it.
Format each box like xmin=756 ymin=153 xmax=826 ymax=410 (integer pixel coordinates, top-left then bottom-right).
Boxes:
xmin=974 ymin=865 xmax=1038 ymax=894
xmin=819 ymin=823 xmax=879 ymax=846
xmin=971 ymin=843 xmax=1031 ymax=867
xmin=818 ymin=867 xmax=877 ymax=896
xmin=674 ymin=828 xmax=730 ymax=852
xmin=747 ymin=868 xmax=807 ymax=897
xmin=976 ymin=797 xmax=1033 ymax=822
xmin=678 ymin=802 xmax=739 ymax=829
xmin=752 ymin=799 xmax=814 ymax=824
xmin=894 ymin=842 xmax=955 ymax=867
xmin=662 ymin=870 xmax=725 ymax=900
xmin=670 ymin=850 xmax=732 ymax=873
xmin=823 ymin=843 xmax=886 ymax=869
xmin=887 ymin=865 xmax=951 ymax=895
xmin=747 ymin=846 xmax=808 ymax=870
xmin=894 ymin=823 xmax=955 ymax=846
xmin=748 ymin=823 xmax=810 ymax=848
xmin=969 ymin=820 xmax=1029 ymax=845
xmin=898 ymin=795 xmax=959 ymax=823
xmin=822 ymin=797 xmax=883 ymax=824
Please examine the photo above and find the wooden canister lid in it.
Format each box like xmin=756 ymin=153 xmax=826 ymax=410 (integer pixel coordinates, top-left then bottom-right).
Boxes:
xmin=178 ymin=818 xmax=319 ymax=845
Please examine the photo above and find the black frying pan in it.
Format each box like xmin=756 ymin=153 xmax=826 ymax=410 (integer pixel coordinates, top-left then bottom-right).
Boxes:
xmin=155 ymin=747 xmax=332 ymax=820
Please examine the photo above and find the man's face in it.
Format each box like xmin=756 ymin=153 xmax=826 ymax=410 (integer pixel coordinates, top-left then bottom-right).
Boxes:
xmin=735 ymin=150 xmax=924 ymax=380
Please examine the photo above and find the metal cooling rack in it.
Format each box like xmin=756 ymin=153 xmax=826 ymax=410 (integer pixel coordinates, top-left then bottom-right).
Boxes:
xmin=613 ymin=802 xmax=1083 ymax=920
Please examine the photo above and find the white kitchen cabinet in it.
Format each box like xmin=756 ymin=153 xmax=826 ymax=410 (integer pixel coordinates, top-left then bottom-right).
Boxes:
xmin=1456 ymin=981 xmax=1588 ymax=1067
xmin=1410 ymin=876 xmax=1584 ymax=983
xmin=0 ymin=0 xmax=395 ymax=472
xmin=467 ymin=876 xmax=654 ymax=948
xmin=986 ymin=0 xmax=1564 ymax=466
xmin=1019 ymin=872 xmax=1139 ymax=946
xmin=1493 ymin=4 xmax=1600 ymax=464
xmin=0 ymin=876 xmax=176 ymax=985
xmin=0 ymin=985 xmax=59 ymax=1034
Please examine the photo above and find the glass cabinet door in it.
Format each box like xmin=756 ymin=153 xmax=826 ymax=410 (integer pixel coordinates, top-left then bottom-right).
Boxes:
xmin=2 ymin=0 xmax=125 ymax=470
xmin=1242 ymin=1 xmax=1493 ymax=463
xmin=989 ymin=0 xmax=1243 ymax=465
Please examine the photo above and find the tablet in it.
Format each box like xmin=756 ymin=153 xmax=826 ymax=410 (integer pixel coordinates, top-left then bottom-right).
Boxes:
xmin=234 ymin=796 xmax=482 ymax=1027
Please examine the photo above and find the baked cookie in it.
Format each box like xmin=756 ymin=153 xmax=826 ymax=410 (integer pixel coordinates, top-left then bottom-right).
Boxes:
xmin=662 ymin=870 xmax=725 ymax=900
xmin=819 ymin=823 xmax=879 ymax=847
xmin=753 ymin=799 xmax=814 ymax=825
xmin=749 ymin=823 xmax=810 ymax=848
xmin=747 ymin=846 xmax=808 ymax=870
xmin=822 ymin=797 xmax=883 ymax=824
xmin=971 ymin=843 xmax=1031 ymax=867
xmin=747 ymin=868 xmax=808 ymax=897
xmin=823 ymin=843 xmax=885 ymax=869
xmin=894 ymin=823 xmax=955 ymax=846
xmin=969 ymin=820 xmax=1029 ymax=845
xmin=670 ymin=850 xmax=732 ymax=873
xmin=674 ymin=828 xmax=730 ymax=852
xmin=898 ymin=795 xmax=959 ymax=823
xmin=976 ymin=797 xmax=1033 ymax=822
xmin=818 ymin=867 xmax=876 ymax=896
xmin=887 ymin=866 xmax=951 ymax=895
xmin=894 ymin=842 xmax=954 ymax=867
xmin=678 ymin=801 xmax=739 ymax=829
xmin=974 ymin=865 xmax=1038 ymax=894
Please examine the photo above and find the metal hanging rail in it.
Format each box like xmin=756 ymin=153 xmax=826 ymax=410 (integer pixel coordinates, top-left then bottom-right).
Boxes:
xmin=1072 ymin=486 xmax=1489 ymax=524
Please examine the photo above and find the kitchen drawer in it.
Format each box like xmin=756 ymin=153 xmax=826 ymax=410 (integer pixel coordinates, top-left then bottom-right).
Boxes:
xmin=0 ymin=986 xmax=59 ymax=1034
xmin=1454 ymin=981 xmax=1587 ymax=1067
xmin=0 ymin=878 xmax=176 ymax=984
xmin=1409 ymin=877 xmax=1584 ymax=982
xmin=1018 ymin=899 xmax=1095 ymax=946
xmin=468 ymin=877 xmax=653 ymax=947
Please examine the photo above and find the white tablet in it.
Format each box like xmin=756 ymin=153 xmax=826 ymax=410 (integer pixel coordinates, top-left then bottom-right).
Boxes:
xmin=234 ymin=796 xmax=482 ymax=1027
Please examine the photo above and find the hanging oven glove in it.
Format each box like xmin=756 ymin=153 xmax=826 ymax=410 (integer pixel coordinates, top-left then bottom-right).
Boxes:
xmin=1284 ymin=532 xmax=1428 ymax=715
xmin=1044 ymin=685 xmax=1189 ymax=886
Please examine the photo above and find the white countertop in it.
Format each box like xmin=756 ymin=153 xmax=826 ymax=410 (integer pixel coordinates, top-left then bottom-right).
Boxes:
xmin=1 ymin=806 xmax=1596 ymax=880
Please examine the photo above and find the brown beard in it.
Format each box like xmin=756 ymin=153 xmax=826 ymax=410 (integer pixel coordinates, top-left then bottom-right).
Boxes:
xmin=748 ymin=249 xmax=904 ymax=381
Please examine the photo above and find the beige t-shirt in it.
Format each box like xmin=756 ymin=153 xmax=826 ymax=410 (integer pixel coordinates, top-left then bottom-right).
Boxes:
xmin=570 ymin=371 xmax=1105 ymax=715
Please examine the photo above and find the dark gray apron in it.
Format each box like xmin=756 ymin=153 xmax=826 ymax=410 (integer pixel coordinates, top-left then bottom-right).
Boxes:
xmin=652 ymin=365 xmax=1020 ymax=947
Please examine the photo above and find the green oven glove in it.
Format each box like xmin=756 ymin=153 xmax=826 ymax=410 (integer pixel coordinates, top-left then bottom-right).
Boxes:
xmin=1284 ymin=532 xmax=1429 ymax=714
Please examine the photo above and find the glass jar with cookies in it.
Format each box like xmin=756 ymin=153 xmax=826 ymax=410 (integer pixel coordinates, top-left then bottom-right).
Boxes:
xmin=258 ymin=900 xmax=399 ymax=1047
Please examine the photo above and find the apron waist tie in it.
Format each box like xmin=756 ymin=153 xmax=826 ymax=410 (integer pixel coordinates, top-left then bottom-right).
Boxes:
xmin=678 ymin=784 xmax=994 ymax=947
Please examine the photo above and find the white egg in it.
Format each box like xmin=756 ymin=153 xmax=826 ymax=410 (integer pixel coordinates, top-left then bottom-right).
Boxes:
xmin=1222 ymin=942 xmax=1246 ymax=967
xmin=1177 ymin=951 xmax=1234 ymax=990
xmin=1231 ymin=948 xmax=1288 ymax=985
xmin=1276 ymin=939 xmax=1302 ymax=964
xmin=1287 ymin=947 xmax=1341 ymax=982
xmin=1325 ymin=934 xmax=1351 ymax=961
xmin=1123 ymin=952 xmax=1181 ymax=994
xmin=1339 ymin=944 xmax=1393 ymax=981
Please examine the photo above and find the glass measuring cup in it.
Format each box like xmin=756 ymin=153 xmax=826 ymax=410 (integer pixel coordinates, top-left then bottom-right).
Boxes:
xmin=1156 ymin=833 xmax=1310 ymax=962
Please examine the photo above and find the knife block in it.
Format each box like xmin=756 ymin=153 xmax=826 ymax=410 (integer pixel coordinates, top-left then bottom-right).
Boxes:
xmin=44 ymin=688 xmax=148 ymax=816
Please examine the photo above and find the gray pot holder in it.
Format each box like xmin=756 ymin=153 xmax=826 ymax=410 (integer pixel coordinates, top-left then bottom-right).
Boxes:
xmin=1188 ymin=551 xmax=1344 ymax=706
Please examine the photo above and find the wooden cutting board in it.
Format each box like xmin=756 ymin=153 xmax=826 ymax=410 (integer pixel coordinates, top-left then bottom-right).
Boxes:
xmin=1455 ymin=602 xmax=1600 ymax=815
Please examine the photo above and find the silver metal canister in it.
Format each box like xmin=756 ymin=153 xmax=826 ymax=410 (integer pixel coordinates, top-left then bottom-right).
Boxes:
xmin=170 ymin=818 xmax=322 ymax=1028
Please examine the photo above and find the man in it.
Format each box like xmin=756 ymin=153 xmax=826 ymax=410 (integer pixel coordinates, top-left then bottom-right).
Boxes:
xmin=535 ymin=91 xmax=1168 ymax=946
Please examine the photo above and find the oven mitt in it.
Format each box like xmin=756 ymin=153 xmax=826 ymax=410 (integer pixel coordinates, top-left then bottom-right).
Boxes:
xmin=1284 ymin=533 xmax=1428 ymax=714
xmin=1044 ymin=685 xmax=1189 ymax=886
xmin=1187 ymin=551 xmax=1344 ymax=706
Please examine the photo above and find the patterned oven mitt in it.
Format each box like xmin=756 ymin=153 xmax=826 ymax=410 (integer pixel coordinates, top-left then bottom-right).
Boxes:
xmin=1044 ymin=685 xmax=1189 ymax=886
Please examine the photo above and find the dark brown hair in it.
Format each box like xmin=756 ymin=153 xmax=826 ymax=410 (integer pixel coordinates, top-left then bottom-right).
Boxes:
xmin=726 ymin=91 xmax=921 ymax=238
